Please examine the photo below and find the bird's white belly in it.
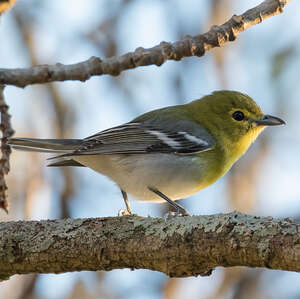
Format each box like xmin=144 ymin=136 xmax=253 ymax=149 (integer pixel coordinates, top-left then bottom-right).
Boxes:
xmin=75 ymin=153 xmax=205 ymax=202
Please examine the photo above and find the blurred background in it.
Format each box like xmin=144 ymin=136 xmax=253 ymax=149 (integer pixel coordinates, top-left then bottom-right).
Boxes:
xmin=0 ymin=0 xmax=299 ymax=298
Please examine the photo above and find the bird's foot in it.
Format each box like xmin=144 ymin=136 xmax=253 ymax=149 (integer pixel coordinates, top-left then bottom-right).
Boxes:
xmin=117 ymin=209 xmax=137 ymax=216
xmin=148 ymin=186 xmax=191 ymax=217
xmin=173 ymin=205 xmax=191 ymax=216
xmin=163 ymin=209 xmax=190 ymax=219
xmin=118 ymin=209 xmax=132 ymax=216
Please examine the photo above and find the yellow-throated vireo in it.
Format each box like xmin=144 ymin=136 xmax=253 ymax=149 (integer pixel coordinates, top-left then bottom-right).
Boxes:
xmin=8 ymin=90 xmax=285 ymax=216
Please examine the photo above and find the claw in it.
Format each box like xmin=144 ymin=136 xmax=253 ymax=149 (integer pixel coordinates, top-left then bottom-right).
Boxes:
xmin=148 ymin=186 xmax=191 ymax=216
xmin=163 ymin=210 xmax=190 ymax=219
xmin=118 ymin=209 xmax=132 ymax=216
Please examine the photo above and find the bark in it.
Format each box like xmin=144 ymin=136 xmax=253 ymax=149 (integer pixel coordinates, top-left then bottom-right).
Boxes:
xmin=0 ymin=85 xmax=14 ymax=213
xmin=0 ymin=211 xmax=299 ymax=280
xmin=0 ymin=0 xmax=291 ymax=88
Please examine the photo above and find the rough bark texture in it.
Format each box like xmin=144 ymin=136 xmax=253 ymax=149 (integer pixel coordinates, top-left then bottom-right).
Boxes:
xmin=0 ymin=0 xmax=291 ymax=87
xmin=0 ymin=212 xmax=299 ymax=280
xmin=0 ymin=85 xmax=14 ymax=213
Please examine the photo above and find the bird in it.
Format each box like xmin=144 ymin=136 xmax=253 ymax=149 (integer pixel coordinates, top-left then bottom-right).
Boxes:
xmin=8 ymin=90 xmax=285 ymax=216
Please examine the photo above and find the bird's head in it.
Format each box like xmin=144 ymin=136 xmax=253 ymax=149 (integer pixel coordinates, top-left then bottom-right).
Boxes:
xmin=189 ymin=90 xmax=285 ymax=159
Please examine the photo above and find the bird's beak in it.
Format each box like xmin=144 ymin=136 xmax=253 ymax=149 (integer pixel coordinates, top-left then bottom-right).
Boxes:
xmin=255 ymin=114 xmax=286 ymax=126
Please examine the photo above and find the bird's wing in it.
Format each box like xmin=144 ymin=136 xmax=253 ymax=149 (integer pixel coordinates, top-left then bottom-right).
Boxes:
xmin=50 ymin=121 xmax=215 ymax=159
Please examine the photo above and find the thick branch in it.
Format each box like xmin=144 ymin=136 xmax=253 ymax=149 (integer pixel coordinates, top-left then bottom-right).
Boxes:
xmin=0 ymin=0 xmax=291 ymax=87
xmin=0 ymin=211 xmax=299 ymax=280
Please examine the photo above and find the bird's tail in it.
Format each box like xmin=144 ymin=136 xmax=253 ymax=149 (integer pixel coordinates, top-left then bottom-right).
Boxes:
xmin=7 ymin=137 xmax=83 ymax=153
xmin=7 ymin=138 xmax=85 ymax=167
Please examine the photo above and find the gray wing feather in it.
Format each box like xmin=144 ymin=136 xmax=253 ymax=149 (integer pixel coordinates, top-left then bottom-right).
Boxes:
xmin=47 ymin=159 xmax=85 ymax=167
xmin=49 ymin=121 xmax=215 ymax=160
xmin=8 ymin=138 xmax=83 ymax=153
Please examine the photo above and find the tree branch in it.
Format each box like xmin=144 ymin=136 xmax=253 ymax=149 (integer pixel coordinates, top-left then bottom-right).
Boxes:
xmin=0 ymin=211 xmax=299 ymax=280
xmin=0 ymin=85 xmax=14 ymax=213
xmin=0 ymin=0 xmax=291 ymax=88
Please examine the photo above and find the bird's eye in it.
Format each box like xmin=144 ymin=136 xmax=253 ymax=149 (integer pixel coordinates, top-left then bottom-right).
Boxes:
xmin=232 ymin=111 xmax=245 ymax=121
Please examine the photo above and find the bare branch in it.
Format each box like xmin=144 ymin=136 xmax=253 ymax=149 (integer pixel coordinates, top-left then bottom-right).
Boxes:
xmin=0 ymin=85 xmax=14 ymax=213
xmin=0 ymin=0 xmax=291 ymax=88
xmin=0 ymin=211 xmax=299 ymax=280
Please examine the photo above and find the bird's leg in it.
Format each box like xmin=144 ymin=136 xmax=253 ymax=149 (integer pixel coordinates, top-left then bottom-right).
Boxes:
xmin=148 ymin=186 xmax=190 ymax=216
xmin=118 ymin=190 xmax=132 ymax=216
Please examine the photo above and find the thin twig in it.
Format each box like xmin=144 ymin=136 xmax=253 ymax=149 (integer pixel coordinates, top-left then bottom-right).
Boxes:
xmin=0 ymin=0 xmax=291 ymax=88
